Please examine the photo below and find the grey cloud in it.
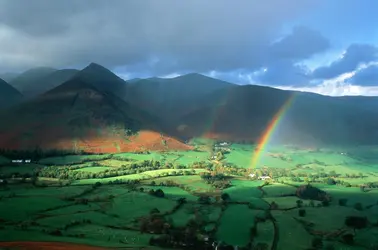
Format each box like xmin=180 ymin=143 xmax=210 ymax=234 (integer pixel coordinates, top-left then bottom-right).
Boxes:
xmin=0 ymin=0 xmax=322 ymax=77
xmin=312 ymin=44 xmax=378 ymax=79
xmin=348 ymin=64 xmax=378 ymax=86
xmin=255 ymin=60 xmax=311 ymax=86
xmin=270 ymin=26 xmax=330 ymax=61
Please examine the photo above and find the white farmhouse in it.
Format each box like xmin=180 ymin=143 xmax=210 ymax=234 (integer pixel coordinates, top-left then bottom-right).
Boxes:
xmin=249 ymin=173 xmax=256 ymax=178
xmin=258 ymin=176 xmax=271 ymax=181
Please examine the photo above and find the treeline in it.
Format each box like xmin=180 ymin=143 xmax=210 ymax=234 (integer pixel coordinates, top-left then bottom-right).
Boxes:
xmin=37 ymin=160 xmax=201 ymax=181
xmin=0 ymin=147 xmax=98 ymax=162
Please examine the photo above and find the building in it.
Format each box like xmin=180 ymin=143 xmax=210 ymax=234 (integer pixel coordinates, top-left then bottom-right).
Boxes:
xmin=258 ymin=176 xmax=271 ymax=181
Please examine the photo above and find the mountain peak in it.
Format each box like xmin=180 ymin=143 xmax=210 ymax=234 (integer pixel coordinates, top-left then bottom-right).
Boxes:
xmin=74 ymin=62 xmax=127 ymax=98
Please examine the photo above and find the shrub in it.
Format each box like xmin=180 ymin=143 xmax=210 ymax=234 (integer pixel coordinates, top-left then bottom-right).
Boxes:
xmin=326 ymin=178 xmax=336 ymax=185
xmin=298 ymin=209 xmax=306 ymax=217
xmin=354 ymin=202 xmax=363 ymax=211
xmin=221 ymin=193 xmax=230 ymax=201
xmin=338 ymin=198 xmax=348 ymax=206
xmin=342 ymin=234 xmax=354 ymax=245
xmin=311 ymin=237 xmax=323 ymax=248
xmin=345 ymin=216 xmax=368 ymax=230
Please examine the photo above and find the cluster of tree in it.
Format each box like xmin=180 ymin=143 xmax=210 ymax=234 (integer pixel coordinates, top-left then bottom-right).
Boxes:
xmin=148 ymin=188 xmax=165 ymax=198
xmin=296 ymin=184 xmax=331 ymax=202
xmin=199 ymin=172 xmax=232 ymax=189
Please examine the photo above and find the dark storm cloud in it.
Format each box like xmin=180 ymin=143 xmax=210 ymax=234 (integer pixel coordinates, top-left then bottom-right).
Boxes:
xmin=312 ymin=44 xmax=378 ymax=79
xmin=0 ymin=0 xmax=324 ymax=77
xmin=348 ymin=64 xmax=378 ymax=86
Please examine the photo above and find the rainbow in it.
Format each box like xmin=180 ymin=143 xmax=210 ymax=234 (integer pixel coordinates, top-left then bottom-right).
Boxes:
xmin=250 ymin=94 xmax=296 ymax=168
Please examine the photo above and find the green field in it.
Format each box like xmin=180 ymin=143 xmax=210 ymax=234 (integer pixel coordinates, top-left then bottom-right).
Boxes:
xmin=1 ymin=144 xmax=378 ymax=249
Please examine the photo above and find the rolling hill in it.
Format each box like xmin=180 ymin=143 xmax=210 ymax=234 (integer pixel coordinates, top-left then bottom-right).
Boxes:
xmin=0 ymin=78 xmax=23 ymax=108
xmin=14 ymin=69 xmax=79 ymax=98
xmin=125 ymin=73 xmax=233 ymax=122
xmin=176 ymin=85 xmax=378 ymax=145
xmin=9 ymin=67 xmax=57 ymax=94
xmin=0 ymin=66 xmax=191 ymax=153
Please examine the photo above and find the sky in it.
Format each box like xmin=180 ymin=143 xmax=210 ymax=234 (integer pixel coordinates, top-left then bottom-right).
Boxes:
xmin=0 ymin=0 xmax=378 ymax=96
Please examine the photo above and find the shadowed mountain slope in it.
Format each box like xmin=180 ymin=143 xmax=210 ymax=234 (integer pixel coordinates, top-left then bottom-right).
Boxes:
xmin=125 ymin=73 xmax=234 ymax=121
xmin=0 ymin=74 xmax=191 ymax=153
xmin=176 ymin=85 xmax=378 ymax=145
xmin=9 ymin=67 xmax=57 ymax=93
xmin=12 ymin=69 xmax=79 ymax=98
xmin=0 ymin=78 xmax=23 ymax=108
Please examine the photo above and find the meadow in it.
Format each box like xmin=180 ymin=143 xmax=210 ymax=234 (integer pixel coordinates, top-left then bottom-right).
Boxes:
xmin=0 ymin=143 xmax=377 ymax=249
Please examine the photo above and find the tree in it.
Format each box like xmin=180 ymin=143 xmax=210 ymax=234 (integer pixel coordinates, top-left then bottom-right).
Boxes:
xmin=221 ymin=193 xmax=230 ymax=202
xmin=296 ymin=200 xmax=303 ymax=208
xmin=311 ymin=237 xmax=323 ymax=248
xmin=345 ymin=216 xmax=368 ymax=232
xmin=326 ymin=178 xmax=336 ymax=185
xmin=298 ymin=209 xmax=306 ymax=217
xmin=354 ymin=202 xmax=363 ymax=211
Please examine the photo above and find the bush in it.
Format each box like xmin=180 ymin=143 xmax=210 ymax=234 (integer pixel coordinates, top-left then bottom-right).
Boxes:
xmin=221 ymin=193 xmax=230 ymax=201
xmin=345 ymin=216 xmax=368 ymax=230
xmin=354 ymin=202 xmax=363 ymax=211
xmin=298 ymin=209 xmax=306 ymax=217
xmin=338 ymin=198 xmax=348 ymax=206
xmin=342 ymin=234 xmax=354 ymax=245
xmin=326 ymin=178 xmax=336 ymax=185
xmin=311 ymin=237 xmax=323 ymax=248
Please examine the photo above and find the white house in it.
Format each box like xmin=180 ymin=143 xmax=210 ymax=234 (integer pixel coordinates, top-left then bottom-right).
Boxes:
xmin=258 ymin=176 xmax=271 ymax=181
xmin=249 ymin=173 xmax=256 ymax=178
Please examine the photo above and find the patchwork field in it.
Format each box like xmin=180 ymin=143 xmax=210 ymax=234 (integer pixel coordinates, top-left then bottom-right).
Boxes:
xmin=0 ymin=144 xmax=377 ymax=249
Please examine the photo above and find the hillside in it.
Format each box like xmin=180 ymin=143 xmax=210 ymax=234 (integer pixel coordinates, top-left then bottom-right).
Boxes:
xmin=177 ymin=85 xmax=378 ymax=145
xmin=0 ymin=77 xmax=191 ymax=153
xmin=16 ymin=69 xmax=79 ymax=98
xmin=0 ymin=72 xmax=19 ymax=82
xmin=9 ymin=67 xmax=57 ymax=93
xmin=0 ymin=78 xmax=23 ymax=108
xmin=125 ymin=73 xmax=233 ymax=121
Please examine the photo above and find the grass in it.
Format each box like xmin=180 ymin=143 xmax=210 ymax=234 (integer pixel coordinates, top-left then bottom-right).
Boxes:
xmin=73 ymin=167 xmax=110 ymax=173
xmin=216 ymin=205 xmax=258 ymax=246
xmin=38 ymin=155 xmax=112 ymax=165
xmin=273 ymin=210 xmax=313 ymax=250
xmin=107 ymin=192 xmax=176 ymax=222
xmin=0 ymin=163 xmax=41 ymax=175
xmin=0 ymin=196 xmax=68 ymax=221
xmin=72 ymin=169 xmax=205 ymax=185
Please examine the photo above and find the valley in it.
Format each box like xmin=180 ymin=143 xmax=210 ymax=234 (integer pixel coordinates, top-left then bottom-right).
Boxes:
xmin=1 ymin=143 xmax=377 ymax=250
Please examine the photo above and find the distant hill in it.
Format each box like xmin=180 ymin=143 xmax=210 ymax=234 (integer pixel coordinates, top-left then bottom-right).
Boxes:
xmin=16 ymin=69 xmax=79 ymax=98
xmin=10 ymin=67 xmax=57 ymax=93
xmin=0 ymin=78 xmax=23 ymax=108
xmin=126 ymin=73 xmax=234 ymax=122
xmin=0 ymin=76 xmax=190 ymax=153
xmin=74 ymin=63 xmax=127 ymax=99
xmin=0 ymin=72 xmax=20 ymax=83
xmin=177 ymin=85 xmax=378 ymax=145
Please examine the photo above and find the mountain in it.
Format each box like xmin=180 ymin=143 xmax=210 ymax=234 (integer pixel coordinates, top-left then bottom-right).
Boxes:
xmin=0 ymin=78 xmax=23 ymax=108
xmin=0 ymin=72 xmax=20 ymax=82
xmin=74 ymin=63 xmax=127 ymax=99
xmin=16 ymin=69 xmax=79 ymax=98
xmin=10 ymin=67 xmax=57 ymax=93
xmin=177 ymin=85 xmax=378 ymax=145
xmin=125 ymin=73 xmax=234 ymax=122
xmin=0 ymin=76 xmax=191 ymax=153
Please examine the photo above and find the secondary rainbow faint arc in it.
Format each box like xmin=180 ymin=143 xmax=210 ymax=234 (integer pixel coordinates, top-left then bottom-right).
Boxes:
xmin=250 ymin=94 xmax=296 ymax=168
